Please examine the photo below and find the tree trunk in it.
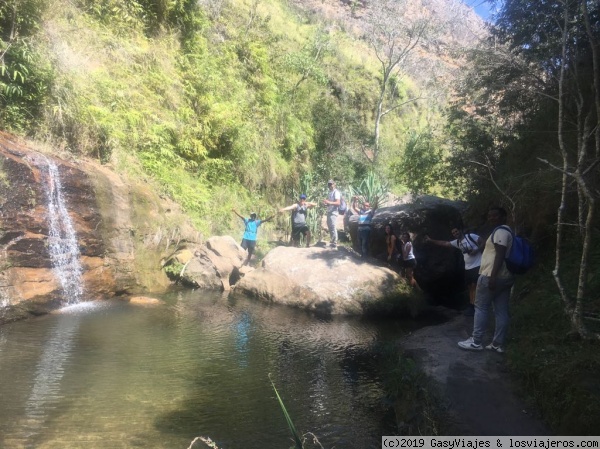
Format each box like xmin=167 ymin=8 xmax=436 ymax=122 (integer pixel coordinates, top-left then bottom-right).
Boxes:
xmin=554 ymin=1 xmax=577 ymax=328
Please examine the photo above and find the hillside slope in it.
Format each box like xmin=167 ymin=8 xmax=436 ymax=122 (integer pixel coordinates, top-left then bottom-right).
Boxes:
xmin=1 ymin=0 xmax=484 ymax=235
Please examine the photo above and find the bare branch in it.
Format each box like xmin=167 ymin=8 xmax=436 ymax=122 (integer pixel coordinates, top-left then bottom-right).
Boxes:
xmin=537 ymin=157 xmax=574 ymax=176
xmin=380 ymin=96 xmax=422 ymax=117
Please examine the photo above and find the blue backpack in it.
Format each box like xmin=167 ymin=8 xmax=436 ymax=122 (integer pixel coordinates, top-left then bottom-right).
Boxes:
xmin=491 ymin=225 xmax=534 ymax=274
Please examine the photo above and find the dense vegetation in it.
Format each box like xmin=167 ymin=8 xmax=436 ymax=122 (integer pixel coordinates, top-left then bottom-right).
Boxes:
xmin=2 ymin=0 xmax=600 ymax=436
xmin=445 ymin=0 xmax=600 ymax=434
xmin=0 ymin=0 xmax=452 ymax=238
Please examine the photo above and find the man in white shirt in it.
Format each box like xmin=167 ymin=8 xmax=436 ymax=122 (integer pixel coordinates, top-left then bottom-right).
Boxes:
xmin=458 ymin=207 xmax=514 ymax=353
xmin=322 ymin=179 xmax=341 ymax=248
xmin=425 ymin=227 xmax=484 ymax=315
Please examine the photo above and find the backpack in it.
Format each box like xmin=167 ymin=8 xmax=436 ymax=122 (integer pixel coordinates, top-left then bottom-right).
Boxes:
xmin=338 ymin=194 xmax=347 ymax=215
xmin=465 ymin=232 xmax=478 ymax=247
xmin=491 ymin=225 xmax=534 ymax=274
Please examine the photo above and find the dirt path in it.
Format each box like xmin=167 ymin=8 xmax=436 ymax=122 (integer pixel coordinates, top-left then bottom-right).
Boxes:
xmin=399 ymin=310 xmax=550 ymax=436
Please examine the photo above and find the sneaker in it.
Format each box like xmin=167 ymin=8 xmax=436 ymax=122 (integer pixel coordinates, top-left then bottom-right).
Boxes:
xmin=485 ymin=343 xmax=505 ymax=353
xmin=458 ymin=337 xmax=483 ymax=351
xmin=329 ymin=243 xmax=337 ymax=248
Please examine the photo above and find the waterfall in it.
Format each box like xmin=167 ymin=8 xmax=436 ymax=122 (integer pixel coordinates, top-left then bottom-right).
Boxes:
xmin=43 ymin=157 xmax=84 ymax=305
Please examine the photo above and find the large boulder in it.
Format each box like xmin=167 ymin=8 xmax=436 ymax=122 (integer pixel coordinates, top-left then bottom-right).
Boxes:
xmin=164 ymin=236 xmax=246 ymax=290
xmin=346 ymin=194 xmax=470 ymax=305
xmin=232 ymin=246 xmax=416 ymax=315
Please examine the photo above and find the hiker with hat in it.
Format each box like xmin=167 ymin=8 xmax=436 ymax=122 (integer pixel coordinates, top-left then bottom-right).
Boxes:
xmin=232 ymin=209 xmax=275 ymax=265
xmin=280 ymin=194 xmax=318 ymax=247
xmin=322 ymin=179 xmax=341 ymax=248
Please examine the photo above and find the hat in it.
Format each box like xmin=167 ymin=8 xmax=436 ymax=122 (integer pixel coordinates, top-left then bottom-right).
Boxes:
xmin=250 ymin=212 xmax=257 ymax=217
xmin=327 ymin=179 xmax=335 ymax=185
xmin=300 ymin=194 xmax=307 ymax=199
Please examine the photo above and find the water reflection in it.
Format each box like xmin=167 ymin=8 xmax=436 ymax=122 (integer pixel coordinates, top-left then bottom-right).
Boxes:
xmin=0 ymin=291 xmax=418 ymax=449
xmin=23 ymin=313 xmax=80 ymax=446
xmin=233 ymin=311 xmax=251 ymax=369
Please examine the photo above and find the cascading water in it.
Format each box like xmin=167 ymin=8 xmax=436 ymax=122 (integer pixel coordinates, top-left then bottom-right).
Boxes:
xmin=43 ymin=156 xmax=84 ymax=305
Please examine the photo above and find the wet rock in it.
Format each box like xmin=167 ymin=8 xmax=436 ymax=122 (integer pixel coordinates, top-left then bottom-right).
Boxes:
xmin=0 ymin=131 xmax=200 ymax=324
xmin=127 ymin=296 xmax=163 ymax=306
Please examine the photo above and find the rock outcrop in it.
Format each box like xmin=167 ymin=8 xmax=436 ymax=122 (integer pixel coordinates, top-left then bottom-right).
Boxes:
xmin=232 ymin=246 xmax=416 ymax=315
xmin=163 ymin=236 xmax=246 ymax=291
xmin=0 ymin=132 xmax=199 ymax=324
xmin=346 ymin=194 xmax=471 ymax=304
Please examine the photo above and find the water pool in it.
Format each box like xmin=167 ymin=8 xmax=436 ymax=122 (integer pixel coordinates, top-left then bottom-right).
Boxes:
xmin=0 ymin=290 xmax=420 ymax=449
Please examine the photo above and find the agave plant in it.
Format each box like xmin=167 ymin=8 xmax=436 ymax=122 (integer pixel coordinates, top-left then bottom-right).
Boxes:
xmin=347 ymin=171 xmax=389 ymax=209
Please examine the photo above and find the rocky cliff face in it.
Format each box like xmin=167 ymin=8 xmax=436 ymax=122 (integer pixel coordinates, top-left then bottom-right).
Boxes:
xmin=0 ymin=132 xmax=199 ymax=324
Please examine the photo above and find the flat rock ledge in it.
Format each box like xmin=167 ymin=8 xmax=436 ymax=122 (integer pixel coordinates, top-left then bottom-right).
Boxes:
xmin=232 ymin=246 xmax=408 ymax=315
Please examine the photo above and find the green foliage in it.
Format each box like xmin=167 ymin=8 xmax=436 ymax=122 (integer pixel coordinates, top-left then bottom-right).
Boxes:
xmin=446 ymin=0 xmax=600 ymax=222
xmin=390 ymin=129 xmax=442 ymax=195
xmin=75 ymin=0 xmax=204 ymax=36
xmin=164 ymin=260 xmax=184 ymax=279
xmin=1 ymin=0 xmax=431 ymax=235
xmin=348 ymin=171 xmax=389 ymax=207
xmin=508 ymin=254 xmax=600 ymax=434
xmin=0 ymin=0 xmax=47 ymax=41
xmin=0 ymin=0 xmax=53 ymax=132
xmin=447 ymin=0 xmax=600 ymax=426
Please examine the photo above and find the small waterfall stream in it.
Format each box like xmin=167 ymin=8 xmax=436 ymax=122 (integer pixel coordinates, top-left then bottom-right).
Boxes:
xmin=42 ymin=156 xmax=84 ymax=305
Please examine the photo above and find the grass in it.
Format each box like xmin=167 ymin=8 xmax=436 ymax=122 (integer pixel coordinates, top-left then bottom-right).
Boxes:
xmin=269 ymin=374 xmax=304 ymax=449
xmin=376 ymin=342 xmax=452 ymax=436
xmin=506 ymin=271 xmax=600 ymax=434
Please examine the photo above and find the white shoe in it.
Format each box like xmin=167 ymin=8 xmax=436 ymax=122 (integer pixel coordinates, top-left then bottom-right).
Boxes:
xmin=458 ymin=337 xmax=483 ymax=351
xmin=485 ymin=343 xmax=505 ymax=353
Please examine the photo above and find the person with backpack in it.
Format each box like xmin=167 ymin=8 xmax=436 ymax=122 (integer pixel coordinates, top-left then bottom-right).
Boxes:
xmin=458 ymin=207 xmax=514 ymax=353
xmin=232 ymin=209 xmax=275 ymax=266
xmin=424 ymin=227 xmax=484 ymax=316
xmin=322 ymin=179 xmax=341 ymax=248
xmin=280 ymin=194 xmax=318 ymax=247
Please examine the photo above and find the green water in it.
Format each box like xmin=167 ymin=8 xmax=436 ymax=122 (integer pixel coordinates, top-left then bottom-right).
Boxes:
xmin=0 ymin=290 xmax=421 ymax=449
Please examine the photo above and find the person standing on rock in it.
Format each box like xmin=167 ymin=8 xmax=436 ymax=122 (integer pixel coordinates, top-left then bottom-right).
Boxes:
xmin=399 ymin=232 xmax=417 ymax=287
xmin=384 ymin=223 xmax=398 ymax=265
xmin=351 ymin=196 xmax=377 ymax=257
xmin=280 ymin=194 xmax=318 ymax=247
xmin=458 ymin=207 xmax=514 ymax=353
xmin=322 ymin=179 xmax=341 ymax=248
xmin=424 ymin=227 xmax=483 ymax=316
xmin=232 ymin=209 xmax=275 ymax=265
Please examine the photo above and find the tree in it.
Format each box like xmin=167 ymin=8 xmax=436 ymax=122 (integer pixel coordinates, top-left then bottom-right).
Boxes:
xmin=536 ymin=0 xmax=600 ymax=340
xmin=363 ymin=0 xmax=429 ymax=166
xmin=449 ymin=0 xmax=600 ymax=339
